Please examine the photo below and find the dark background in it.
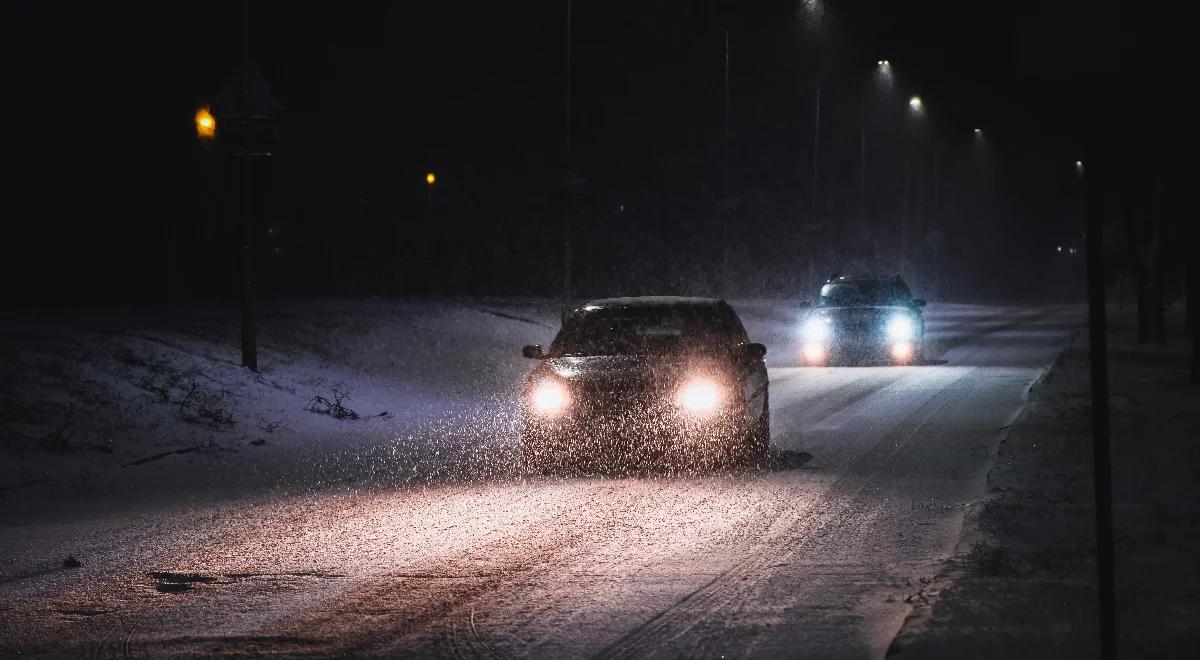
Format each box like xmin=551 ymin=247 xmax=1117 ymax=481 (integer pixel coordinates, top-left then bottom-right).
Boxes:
xmin=0 ymin=1 xmax=1184 ymax=309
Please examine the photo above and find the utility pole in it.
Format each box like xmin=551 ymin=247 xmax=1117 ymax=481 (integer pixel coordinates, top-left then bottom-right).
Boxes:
xmin=1084 ymin=155 xmax=1117 ymax=660
xmin=860 ymin=125 xmax=867 ymax=248
xmin=238 ymin=0 xmax=256 ymax=372
xmin=561 ymin=0 xmax=573 ymax=307
xmin=811 ymin=87 xmax=821 ymax=225
xmin=214 ymin=0 xmax=278 ymax=372
xmin=721 ymin=28 xmax=731 ymax=297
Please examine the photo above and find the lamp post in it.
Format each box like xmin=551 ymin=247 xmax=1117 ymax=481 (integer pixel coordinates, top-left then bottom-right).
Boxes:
xmin=195 ymin=107 xmax=216 ymax=142
xmin=214 ymin=64 xmax=280 ymax=372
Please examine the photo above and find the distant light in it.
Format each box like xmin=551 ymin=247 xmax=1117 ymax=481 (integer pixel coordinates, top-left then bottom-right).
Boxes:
xmin=1057 ymin=245 xmax=1063 ymax=252
xmin=908 ymin=96 xmax=924 ymax=111
xmin=877 ymin=59 xmax=890 ymax=67
xmin=617 ymin=203 xmax=625 ymax=213
xmin=886 ymin=314 xmax=915 ymax=341
xmin=194 ymin=107 xmax=216 ymax=140
xmin=802 ymin=317 xmax=831 ymax=342
xmin=425 ymin=172 xmax=436 ymax=185
xmin=891 ymin=341 xmax=915 ymax=362
xmin=1068 ymin=247 xmax=1077 ymax=255
xmin=973 ymin=128 xmax=982 ymax=135
xmin=802 ymin=342 xmax=826 ymax=364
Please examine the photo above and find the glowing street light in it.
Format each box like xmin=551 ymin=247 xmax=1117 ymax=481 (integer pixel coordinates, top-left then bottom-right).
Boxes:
xmin=973 ymin=128 xmax=982 ymax=135
xmin=908 ymin=96 xmax=924 ymax=112
xmin=872 ymin=59 xmax=894 ymax=90
xmin=194 ymin=107 xmax=216 ymax=140
xmin=425 ymin=171 xmax=436 ymax=186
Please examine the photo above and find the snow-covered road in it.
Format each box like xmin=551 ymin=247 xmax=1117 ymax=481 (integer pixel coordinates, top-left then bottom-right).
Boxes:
xmin=0 ymin=303 xmax=1083 ymax=658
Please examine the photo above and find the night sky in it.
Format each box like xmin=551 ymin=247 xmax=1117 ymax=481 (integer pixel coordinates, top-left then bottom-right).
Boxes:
xmin=1 ymin=1 xmax=1180 ymax=308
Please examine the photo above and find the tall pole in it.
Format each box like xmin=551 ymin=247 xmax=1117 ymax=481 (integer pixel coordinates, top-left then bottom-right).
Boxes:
xmin=811 ymin=87 xmax=821 ymax=224
xmin=860 ymin=125 xmax=867 ymax=240
xmin=239 ymin=0 xmax=257 ymax=372
xmin=561 ymin=0 xmax=573 ymax=306
xmin=721 ymin=28 xmax=730 ymax=297
xmin=1192 ymin=254 xmax=1200 ymax=384
xmin=1084 ymin=157 xmax=1116 ymax=659
xmin=723 ymin=29 xmax=730 ymax=196
xmin=932 ymin=147 xmax=940 ymax=298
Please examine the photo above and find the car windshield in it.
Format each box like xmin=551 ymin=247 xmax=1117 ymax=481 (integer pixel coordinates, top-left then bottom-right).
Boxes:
xmin=549 ymin=306 xmax=733 ymax=357
xmin=820 ymin=280 xmax=912 ymax=306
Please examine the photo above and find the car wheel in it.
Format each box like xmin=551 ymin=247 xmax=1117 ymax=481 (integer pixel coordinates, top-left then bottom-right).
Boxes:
xmin=745 ymin=388 xmax=771 ymax=461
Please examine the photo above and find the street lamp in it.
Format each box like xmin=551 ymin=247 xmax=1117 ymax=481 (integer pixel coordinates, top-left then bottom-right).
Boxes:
xmin=873 ymin=59 xmax=894 ymax=89
xmin=908 ymin=96 xmax=924 ymax=112
xmin=195 ymin=107 xmax=216 ymax=141
xmin=425 ymin=171 xmax=436 ymax=186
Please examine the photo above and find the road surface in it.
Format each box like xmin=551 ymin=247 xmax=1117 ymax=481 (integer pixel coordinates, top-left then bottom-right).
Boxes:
xmin=0 ymin=304 xmax=1081 ymax=658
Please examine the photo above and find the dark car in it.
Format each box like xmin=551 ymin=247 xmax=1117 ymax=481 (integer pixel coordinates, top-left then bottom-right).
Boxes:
xmin=798 ymin=275 xmax=927 ymax=365
xmin=520 ymin=296 xmax=770 ymax=470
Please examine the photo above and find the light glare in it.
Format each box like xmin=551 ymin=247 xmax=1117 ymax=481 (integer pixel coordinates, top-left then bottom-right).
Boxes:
xmin=803 ymin=342 xmax=826 ymax=364
xmin=886 ymin=315 xmax=915 ymax=341
xmin=677 ymin=380 xmax=722 ymax=413
xmin=802 ymin=317 xmax=831 ymax=342
xmin=530 ymin=381 xmax=568 ymax=415
xmin=194 ymin=107 xmax=216 ymax=140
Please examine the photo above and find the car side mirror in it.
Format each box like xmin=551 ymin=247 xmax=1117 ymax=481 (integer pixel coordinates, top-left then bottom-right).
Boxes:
xmin=522 ymin=344 xmax=545 ymax=359
xmin=745 ymin=343 xmax=767 ymax=360
xmin=912 ymin=299 xmax=927 ymax=307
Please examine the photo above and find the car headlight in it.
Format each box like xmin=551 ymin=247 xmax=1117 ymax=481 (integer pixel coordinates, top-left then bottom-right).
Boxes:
xmin=529 ymin=380 xmax=569 ymax=415
xmin=886 ymin=314 xmax=915 ymax=341
xmin=802 ymin=316 xmax=831 ymax=342
xmin=676 ymin=379 xmax=723 ymax=414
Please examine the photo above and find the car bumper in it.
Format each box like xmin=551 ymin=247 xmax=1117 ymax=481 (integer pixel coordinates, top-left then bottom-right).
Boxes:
xmin=523 ymin=406 xmax=746 ymax=451
xmin=802 ymin=336 xmax=920 ymax=364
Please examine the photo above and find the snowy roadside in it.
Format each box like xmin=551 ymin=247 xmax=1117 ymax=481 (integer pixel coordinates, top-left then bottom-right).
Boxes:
xmin=887 ymin=305 xmax=1200 ymax=658
xmin=0 ymin=299 xmax=564 ymax=518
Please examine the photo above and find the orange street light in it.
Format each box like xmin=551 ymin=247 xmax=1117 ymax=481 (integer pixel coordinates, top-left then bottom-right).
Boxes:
xmin=425 ymin=171 xmax=437 ymax=186
xmin=195 ymin=107 xmax=216 ymax=140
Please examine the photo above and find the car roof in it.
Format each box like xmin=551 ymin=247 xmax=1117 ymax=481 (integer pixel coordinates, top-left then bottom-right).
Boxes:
xmin=575 ymin=296 xmax=724 ymax=312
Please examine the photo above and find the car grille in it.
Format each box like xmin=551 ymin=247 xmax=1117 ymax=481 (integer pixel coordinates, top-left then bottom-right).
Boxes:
xmin=575 ymin=381 xmax=663 ymax=419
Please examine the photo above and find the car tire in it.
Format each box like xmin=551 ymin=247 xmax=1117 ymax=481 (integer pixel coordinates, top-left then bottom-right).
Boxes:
xmin=745 ymin=388 xmax=771 ymax=461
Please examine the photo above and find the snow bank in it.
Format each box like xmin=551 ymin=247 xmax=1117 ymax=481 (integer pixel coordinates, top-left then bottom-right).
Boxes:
xmin=890 ymin=304 xmax=1200 ymax=657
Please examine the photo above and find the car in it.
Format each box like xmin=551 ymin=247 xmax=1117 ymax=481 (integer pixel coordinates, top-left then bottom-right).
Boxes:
xmin=520 ymin=296 xmax=770 ymax=471
xmin=798 ymin=275 xmax=926 ymax=366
